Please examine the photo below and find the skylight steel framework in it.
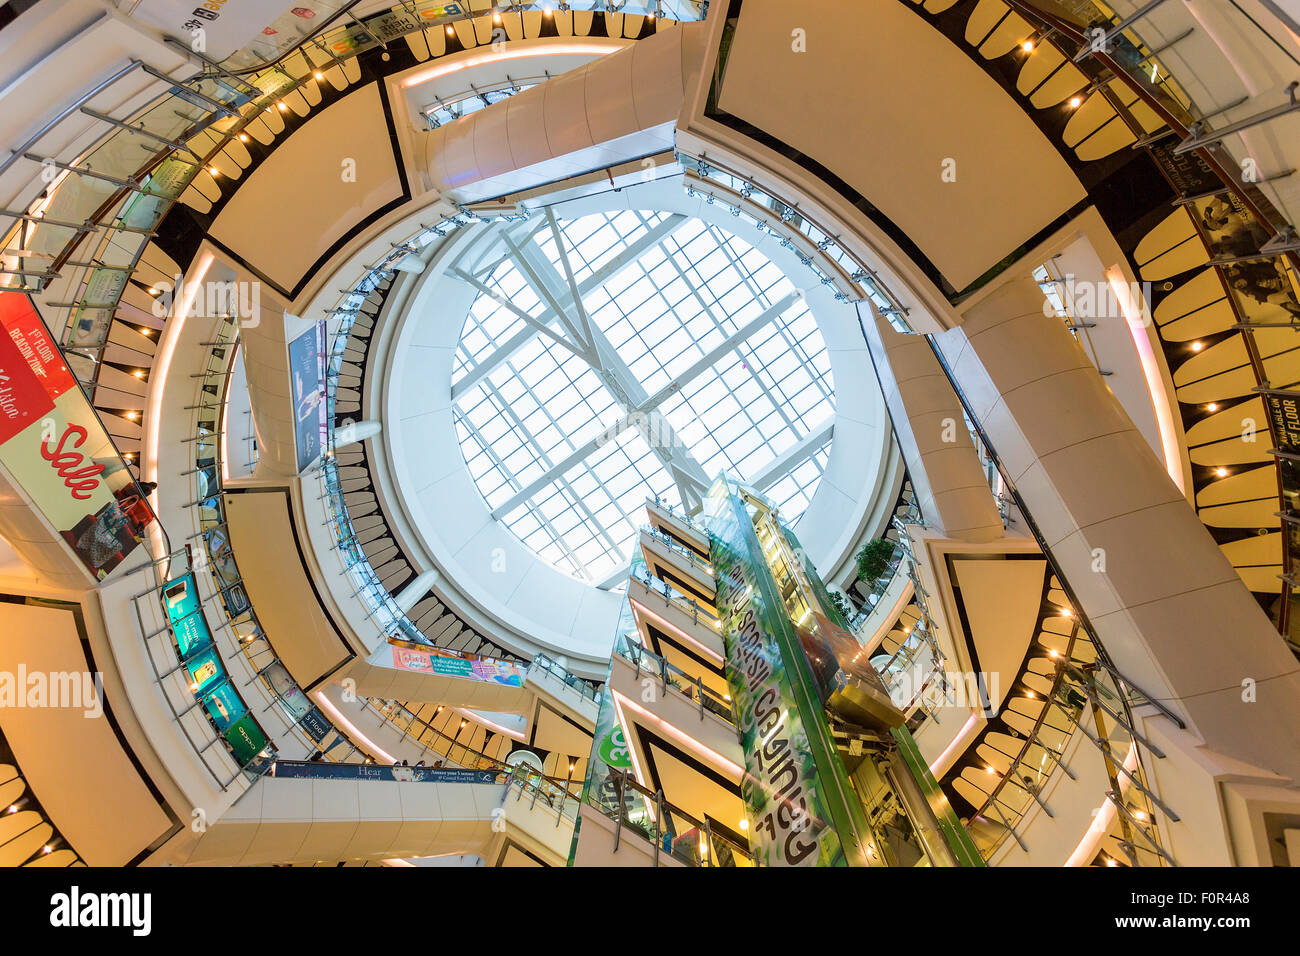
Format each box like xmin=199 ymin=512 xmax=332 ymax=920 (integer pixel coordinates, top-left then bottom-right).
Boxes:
xmin=450 ymin=209 xmax=835 ymax=585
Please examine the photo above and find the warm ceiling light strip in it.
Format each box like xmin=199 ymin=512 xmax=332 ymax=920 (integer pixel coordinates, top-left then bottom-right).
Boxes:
xmin=144 ymin=250 xmax=213 ymax=490
xmin=612 ymin=689 xmax=745 ymax=780
xmin=1064 ymin=739 xmax=1140 ymax=867
xmin=1106 ymin=266 xmax=1185 ymax=494
xmin=929 ymin=711 xmax=980 ymax=778
xmin=312 ymin=690 xmax=397 ymax=765
xmin=627 ymin=596 xmax=725 ymax=667
xmin=399 ymin=41 xmax=628 ymax=89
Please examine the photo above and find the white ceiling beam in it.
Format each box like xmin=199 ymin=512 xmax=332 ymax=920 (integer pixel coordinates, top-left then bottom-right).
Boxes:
xmin=450 ymin=214 xmax=688 ymax=400
xmin=749 ymin=419 xmax=835 ymax=493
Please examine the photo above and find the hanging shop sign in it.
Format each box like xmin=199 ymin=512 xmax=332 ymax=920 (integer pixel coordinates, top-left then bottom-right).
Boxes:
xmin=288 ymin=319 xmax=327 ymax=472
xmin=272 ymin=762 xmax=496 ymax=783
xmin=0 ymin=295 xmax=154 ymax=579
xmin=130 ymin=0 xmax=305 ymax=62
xmin=386 ymin=640 xmax=525 ymax=687
xmin=161 ymin=568 xmax=275 ymax=769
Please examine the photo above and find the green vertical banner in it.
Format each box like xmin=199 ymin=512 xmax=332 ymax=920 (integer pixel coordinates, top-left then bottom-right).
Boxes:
xmin=705 ymin=477 xmax=868 ymax=866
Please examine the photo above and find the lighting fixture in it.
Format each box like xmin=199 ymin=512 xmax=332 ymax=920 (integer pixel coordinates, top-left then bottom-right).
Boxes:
xmin=239 ymin=133 xmax=249 ymax=142
xmin=1215 ymin=467 xmax=1229 ymax=478
xmin=1206 ymin=403 xmax=1218 ymax=412
xmin=446 ymin=25 xmax=455 ymax=35
xmin=1068 ymin=95 xmax=1083 ymax=108
xmin=278 ymin=102 xmax=288 ymax=111
xmin=1022 ymin=39 xmax=1034 ymax=52
xmin=1191 ymin=341 xmax=1204 ymax=351
xmin=314 ymin=71 xmax=324 ymax=80
xmin=739 ymin=818 xmax=748 ymax=831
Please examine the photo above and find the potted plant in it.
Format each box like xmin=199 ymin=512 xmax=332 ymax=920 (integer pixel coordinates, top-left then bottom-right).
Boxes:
xmin=855 ymin=538 xmax=897 ymax=583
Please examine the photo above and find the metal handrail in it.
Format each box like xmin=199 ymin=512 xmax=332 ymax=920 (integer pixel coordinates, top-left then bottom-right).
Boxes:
xmin=187 ymin=315 xmax=354 ymax=764
xmin=968 ymin=626 xmax=1083 ymax=830
xmin=618 ymin=638 xmax=733 ymax=724
xmin=641 ymin=523 xmax=712 ymax=571
xmin=596 ymin=768 xmax=753 ymax=867
xmin=630 ymin=565 xmax=719 ymax=624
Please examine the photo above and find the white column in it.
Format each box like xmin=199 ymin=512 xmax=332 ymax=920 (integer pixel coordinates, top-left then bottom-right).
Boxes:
xmin=394 ymin=569 xmax=438 ymax=614
xmin=334 ymin=419 xmax=382 ymax=450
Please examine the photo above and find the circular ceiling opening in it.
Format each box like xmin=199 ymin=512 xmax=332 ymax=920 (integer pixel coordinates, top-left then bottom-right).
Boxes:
xmin=448 ymin=209 xmax=835 ymax=586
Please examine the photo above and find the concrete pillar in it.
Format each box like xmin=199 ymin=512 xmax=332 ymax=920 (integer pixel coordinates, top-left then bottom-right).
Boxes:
xmin=934 ymin=275 xmax=1300 ymax=784
xmin=864 ymin=310 xmax=1003 ymax=542
xmin=334 ymin=419 xmax=381 ymax=450
xmin=395 ymin=569 xmax=437 ymax=614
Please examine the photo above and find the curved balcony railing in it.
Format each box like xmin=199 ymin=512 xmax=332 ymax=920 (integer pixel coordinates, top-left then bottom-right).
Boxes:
xmin=358 ymin=697 xmax=583 ymax=806
xmin=186 ymin=312 xmax=357 ymax=763
xmin=267 ymin=757 xmax=581 ymax=824
xmin=3 ymin=2 xmax=704 ymax=391
xmin=316 ymin=215 xmax=476 ymax=651
xmin=677 ymin=153 xmax=917 ymax=330
xmin=590 ymin=768 xmax=755 ymax=867
xmin=927 ymin=346 xmax=1182 ymax=866
xmin=531 ymin=653 xmax=603 ymax=707
xmin=641 ymin=523 xmax=713 ymax=573
xmin=630 ymin=564 xmax=721 ymax=630
xmin=617 ymin=635 xmax=733 ymax=724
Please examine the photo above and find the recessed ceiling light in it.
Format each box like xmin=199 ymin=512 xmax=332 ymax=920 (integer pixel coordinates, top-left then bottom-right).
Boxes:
xmin=1022 ymin=39 xmax=1034 ymax=52
xmin=1069 ymin=95 xmax=1083 ymax=108
xmin=1215 ymin=467 xmax=1229 ymax=478
xmin=1191 ymin=341 xmax=1204 ymax=351
xmin=1206 ymin=402 xmax=1218 ymax=411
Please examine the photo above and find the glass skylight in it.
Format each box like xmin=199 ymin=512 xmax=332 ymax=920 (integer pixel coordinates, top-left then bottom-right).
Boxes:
xmin=450 ymin=210 xmax=834 ymax=585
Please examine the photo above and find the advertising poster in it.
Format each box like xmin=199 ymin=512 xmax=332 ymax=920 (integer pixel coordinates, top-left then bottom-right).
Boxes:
xmin=704 ymin=478 xmax=846 ymax=867
xmin=161 ymin=573 xmax=213 ymax=656
xmin=287 ymin=320 xmax=326 ymax=472
xmin=0 ymin=294 xmax=152 ymax=579
xmin=129 ymin=0 xmax=305 ymax=63
xmin=185 ymin=647 xmax=226 ymax=696
xmin=388 ymin=641 xmax=525 ymax=687
xmin=223 ymin=712 xmax=270 ymax=765
xmin=203 ymin=680 xmax=249 ymax=733
xmin=272 ymin=762 xmax=495 ymax=784
xmin=322 ymin=2 xmax=464 ymax=56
